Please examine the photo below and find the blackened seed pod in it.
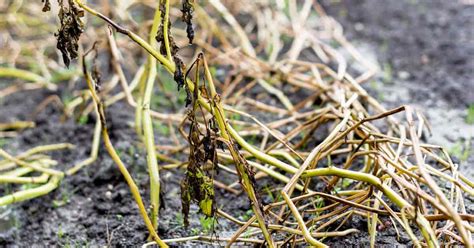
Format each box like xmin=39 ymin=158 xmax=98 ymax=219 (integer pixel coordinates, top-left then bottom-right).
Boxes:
xmin=42 ymin=0 xmax=51 ymax=12
xmin=185 ymin=86 xmax=192 ymax=107
xmin=173 ymin=55 xmax=186 ymax=90
xmin=181 ymin=0 xmax=194 ymax=44
xmin=186 ymin=25 xmax=194 ymax=44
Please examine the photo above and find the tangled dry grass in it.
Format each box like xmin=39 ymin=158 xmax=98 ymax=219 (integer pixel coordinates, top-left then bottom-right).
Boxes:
xmin=1 ymin=0 xmax=473 ymax=247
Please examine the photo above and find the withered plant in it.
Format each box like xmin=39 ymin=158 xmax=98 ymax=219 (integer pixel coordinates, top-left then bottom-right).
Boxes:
xmin=0 ymin=1 xmax=472 ymax=247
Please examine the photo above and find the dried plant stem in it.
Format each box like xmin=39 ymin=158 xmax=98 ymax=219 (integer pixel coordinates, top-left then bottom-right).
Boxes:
xmin=0 ymin=121 xmax=35 ymax=130
xmin=208 ymin=0 xmax=255 ymax=57
xmin=142 ymin=236 xmax=265 ymax=247
xmin=0 ymin=149 xmax=64 ymax=176
xmin=0 ymin=67 xmax=56 ymax=90
xmin=0 ymin=175 xmax=62 ymax=206
xmin=406 ymin=107 xmax=471 ymax=246
xmin=281 ymin=191 xmax=327 ymax=247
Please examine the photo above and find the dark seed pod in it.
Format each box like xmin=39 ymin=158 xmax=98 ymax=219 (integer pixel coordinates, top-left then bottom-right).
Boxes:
xmin=186 ymin=24 xmax=194 ymax=44
xmin=173 ymin=55 xmax=185 ymax=90
xmin=185 ymin=86 xmax=192 ymax=107
xmin=42 ymin=0 xmax=51 ymax=12
xmin=181 ymin=0 xmax=195 ymax=44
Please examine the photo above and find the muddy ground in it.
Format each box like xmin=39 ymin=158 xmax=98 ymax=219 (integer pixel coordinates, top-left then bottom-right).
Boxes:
xmin=1 ymin=0 xmax=473 ymax=247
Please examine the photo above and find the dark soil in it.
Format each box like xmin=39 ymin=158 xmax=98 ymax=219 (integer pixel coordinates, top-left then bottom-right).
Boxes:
xmin=1 ymin=0 xmax=473 ymax=247
xmin=322 ymin=0 xmax=474 ymax=108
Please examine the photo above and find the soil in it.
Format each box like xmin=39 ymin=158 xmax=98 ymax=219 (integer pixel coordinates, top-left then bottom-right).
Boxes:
xmin=1 ymin=0 xmax=473 ymax=247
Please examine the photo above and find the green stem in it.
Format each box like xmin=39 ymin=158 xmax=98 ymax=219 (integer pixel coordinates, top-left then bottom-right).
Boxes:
xmin=162 ymin=0 xmax=172 ymax=61
xmin=141 ymin=2 xmax=163 ymax=230
xmin=0 ymin=174 xmax=49 ymax=184
xmin=302 ymin=166 xmax=409 ymax=208
xmin=0 ymin=175 xmax=62 ymax=206
xmin=0 ymin=67 xmax=45 ymax=82
xmin=100 ymin=120 xmax=167 ymax=247
xmin=0 ymin=149 xmax=64 ymax=176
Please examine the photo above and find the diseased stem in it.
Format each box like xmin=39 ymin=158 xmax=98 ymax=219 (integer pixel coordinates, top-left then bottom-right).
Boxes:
xmin=74 ymin=0 xmax=173 ymax=71
xmin=0 ymin=149 xmax=64 ymax=176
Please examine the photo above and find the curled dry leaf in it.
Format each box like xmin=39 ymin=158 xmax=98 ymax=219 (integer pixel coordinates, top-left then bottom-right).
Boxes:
xmin=180 ymin=117 xmax=218 ymax=227
xmin=55 ymin=0 xmax=84 ymax=67
xmin=173 ymin=55 xmax=194 ymax=107
xmin=180 ymin=64 xmax=219 ymax=227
